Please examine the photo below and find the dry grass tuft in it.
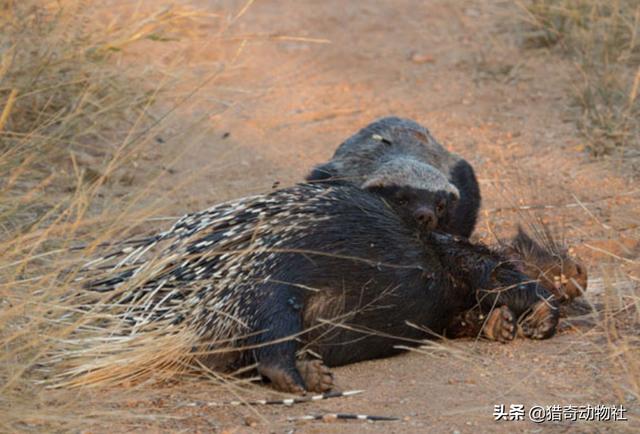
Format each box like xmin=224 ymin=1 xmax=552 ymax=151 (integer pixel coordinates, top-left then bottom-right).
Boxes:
xmin=0 ymin=1 xmax=218 ymax=431
xmin=0 ymin=0 xmax=212 ymax=234
xmin=518 ymin=0 xmax=640 ymax=159
xmin=599 ymin=266 xmax=640 ymax=402
xmin=49 ymin=326 xmax=200 ymax=389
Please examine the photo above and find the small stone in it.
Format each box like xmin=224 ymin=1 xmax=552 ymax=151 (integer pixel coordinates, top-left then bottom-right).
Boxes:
xmin=244 ymin=416 xmax=259 ymax=427
xmin=322 ymin=414 xmax=338 ymax=423
xmin=410 ymin=52 xmax=435 ymax=64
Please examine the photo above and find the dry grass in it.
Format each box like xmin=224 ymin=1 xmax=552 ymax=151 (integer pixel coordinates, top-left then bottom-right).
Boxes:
xmin=512 ymin=4 xmax=640 ymax=404
xmin=0 ymin=0 xmax=213 ymax=234
xmin=518 ymin=0 xmax=640 ymax=159
xmin=0 ymin=1 xmax=219 ymax=431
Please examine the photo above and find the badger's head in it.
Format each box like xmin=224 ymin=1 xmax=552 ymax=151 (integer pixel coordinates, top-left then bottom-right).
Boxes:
xmin=361 ymin=157 xmax=460 ymax=232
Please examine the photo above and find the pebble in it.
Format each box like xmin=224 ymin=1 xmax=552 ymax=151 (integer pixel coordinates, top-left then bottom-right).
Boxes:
xmin=410 ymin=52 xmax=435 ymax=64
xmin=244 ymin=416 xmax=259 ymax=427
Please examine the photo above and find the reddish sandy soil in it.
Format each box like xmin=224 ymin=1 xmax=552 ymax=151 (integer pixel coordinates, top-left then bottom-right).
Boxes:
xmin=93 ymin=0 xmax=640 ymax=432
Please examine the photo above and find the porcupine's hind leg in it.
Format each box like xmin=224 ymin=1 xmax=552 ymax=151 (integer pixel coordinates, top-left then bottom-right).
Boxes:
xmin=250 ymin=286 xmax=333 ymax=393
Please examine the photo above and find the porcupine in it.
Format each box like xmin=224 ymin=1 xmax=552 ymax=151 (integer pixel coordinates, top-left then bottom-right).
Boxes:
xmin=306 ymin=117 xmax=481 ymax=237
xmin=82 ymin=183 xmax=558 ymax=394
xmin=504 ymin=225 xmax=587 ymax=302
xmin=184 ymin=219 xmax=590 ymax=416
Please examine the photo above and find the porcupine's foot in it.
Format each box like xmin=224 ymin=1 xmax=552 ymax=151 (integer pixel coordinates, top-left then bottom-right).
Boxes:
xmin=297 ymin=359 xmax=334 ymax=393
xmin=519 ymin=299 xmax=559 ymax=340
xmin=258 ymin=364 xmax=306 ymax=394
xmin=483 ymin=306 xmax=516 ymax=343
xmin=446 ymin=306 xmax=515 ymax=342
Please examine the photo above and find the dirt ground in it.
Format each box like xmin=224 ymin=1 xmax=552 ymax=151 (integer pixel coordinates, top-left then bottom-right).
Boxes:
xmin=104 ymin=0 xmax=640 ymax=432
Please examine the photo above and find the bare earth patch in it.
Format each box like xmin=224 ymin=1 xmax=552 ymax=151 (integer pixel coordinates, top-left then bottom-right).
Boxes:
xmin=29 ymin=0 xmax=639 ymax=432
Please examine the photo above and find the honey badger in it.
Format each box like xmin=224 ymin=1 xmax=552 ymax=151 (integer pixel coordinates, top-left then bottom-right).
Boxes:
xmin=83 ymin=183 xmax=557 ymax=393
xmin=307 ymin=117 xmax=481 ymax=237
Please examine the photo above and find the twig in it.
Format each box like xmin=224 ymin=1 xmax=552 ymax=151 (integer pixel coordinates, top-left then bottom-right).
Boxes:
xmin=583 ymin=243 xmax=638 ymax=264
xmin=485 ymin=189 xmax=640 ymax=213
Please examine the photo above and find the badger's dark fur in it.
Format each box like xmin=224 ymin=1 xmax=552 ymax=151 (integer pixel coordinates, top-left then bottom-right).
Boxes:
xmin=307 ymin=117 xmax=481 ymax=237
xmin=83 ymin=183 xmax=556 ymax=393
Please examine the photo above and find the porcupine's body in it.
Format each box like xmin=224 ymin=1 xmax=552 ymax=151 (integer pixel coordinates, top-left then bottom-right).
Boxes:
xmin=307 ymin=117 xmax=481 ymax=237
xmin=85 ymin=183 xmax=557 ymax=393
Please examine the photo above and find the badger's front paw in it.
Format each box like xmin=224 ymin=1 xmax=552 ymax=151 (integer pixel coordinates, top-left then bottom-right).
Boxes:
xmin=519 ymin=299 xmax=559 ymax=340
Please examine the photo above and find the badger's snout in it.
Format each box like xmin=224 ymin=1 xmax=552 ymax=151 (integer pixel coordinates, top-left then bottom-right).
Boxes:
xmin=414 ymin=207 xmax=437 ymax=230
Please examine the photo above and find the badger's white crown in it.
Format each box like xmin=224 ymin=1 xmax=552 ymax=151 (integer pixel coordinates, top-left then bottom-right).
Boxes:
xmin=361 ymin=157 xmax=460 ymax=198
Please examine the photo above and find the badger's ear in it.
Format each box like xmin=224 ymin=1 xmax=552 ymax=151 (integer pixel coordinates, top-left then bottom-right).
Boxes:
xmin=449 ymin=185 xmax=460 ymax=201
xmin=361 ymin=176 xmax=388 ymax=190
xmin=306 ymin=162 xmax=336 ymax=182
